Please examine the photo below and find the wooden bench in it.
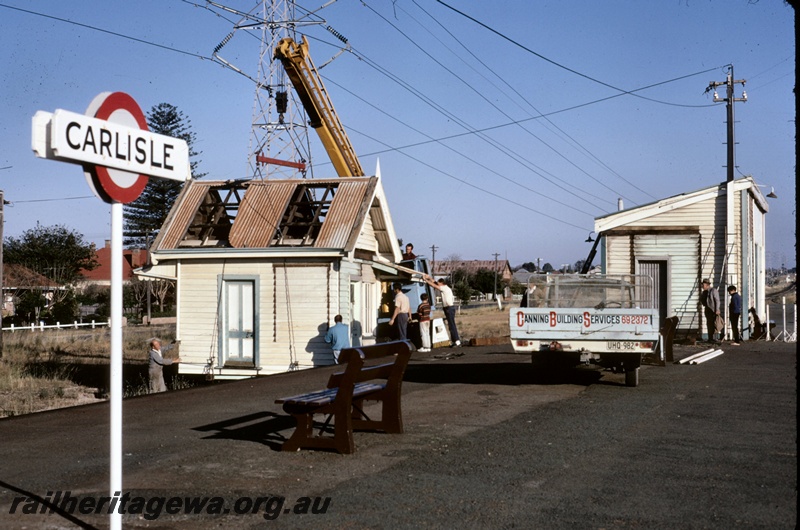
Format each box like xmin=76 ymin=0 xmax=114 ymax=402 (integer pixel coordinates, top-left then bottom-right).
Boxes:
xmin=274 ymin=340 xmax=413 ymax=454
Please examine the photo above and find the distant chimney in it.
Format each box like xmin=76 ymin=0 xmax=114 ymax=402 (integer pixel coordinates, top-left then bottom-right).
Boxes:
xmin=105 ymin=239 xmax=112 ymax=248
xmin=617 ymin=198 xmax=624 ymax=211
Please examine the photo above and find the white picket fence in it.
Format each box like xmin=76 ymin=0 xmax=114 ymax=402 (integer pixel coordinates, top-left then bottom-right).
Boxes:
xmin=2 ymin=320 xmax=110 ymax=332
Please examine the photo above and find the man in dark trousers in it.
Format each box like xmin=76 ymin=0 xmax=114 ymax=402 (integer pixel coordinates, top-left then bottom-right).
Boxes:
xmin=388 ymin=282 xmax=411 ymax=341
xmin=727 ymin=285 xmax=742 ymax=345
xmin=699 ymin=279 xmax=720 ymax=344
xmin=424 ymin=275 xmax=461 ymax=347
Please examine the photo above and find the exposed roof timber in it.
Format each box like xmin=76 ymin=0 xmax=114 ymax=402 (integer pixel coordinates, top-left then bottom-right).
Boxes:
xmin=153 ymin=177 xmax=399 ymax=256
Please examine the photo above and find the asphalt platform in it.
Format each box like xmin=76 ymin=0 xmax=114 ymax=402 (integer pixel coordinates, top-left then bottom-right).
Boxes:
xmin=0 ymin=339 xmax=796 ymax=529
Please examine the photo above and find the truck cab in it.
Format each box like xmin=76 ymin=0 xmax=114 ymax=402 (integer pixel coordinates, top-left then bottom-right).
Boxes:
xmin=377 ymin=256 xmax=435 ymax=346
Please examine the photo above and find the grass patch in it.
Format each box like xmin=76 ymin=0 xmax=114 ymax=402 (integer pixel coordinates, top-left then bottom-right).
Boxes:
xmin=438 ymin=303 xmax=510 ymax=341
xmin=0 ymin=324 xmax=179 ymax=417
xmin=0 ymin=361 xmax=85 ymax=417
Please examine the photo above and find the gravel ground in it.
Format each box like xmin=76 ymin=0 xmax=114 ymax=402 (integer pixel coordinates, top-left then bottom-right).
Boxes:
xmin=0 ymin=339 xmax=795 ymax=529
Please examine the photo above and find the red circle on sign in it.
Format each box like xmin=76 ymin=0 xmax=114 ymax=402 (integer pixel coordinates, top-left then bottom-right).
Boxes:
xmin=86 ymin=92 xmax=150 ymax=203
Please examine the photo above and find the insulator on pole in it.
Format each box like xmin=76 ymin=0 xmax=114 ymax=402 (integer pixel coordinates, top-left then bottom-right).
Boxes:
xmin=213 ymin=32 xmax=234 ymax=55
xmin=326 ymin=25 xmax=348 ymax=44
xmin=276 ymin=91 xmax=288 ymax=114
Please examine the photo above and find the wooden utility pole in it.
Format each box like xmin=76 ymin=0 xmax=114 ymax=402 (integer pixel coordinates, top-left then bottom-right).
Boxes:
xmin=706 ymin=65 xmax=747 ymax=182
xmin=706 ymin=66 xmax=747 ymax=318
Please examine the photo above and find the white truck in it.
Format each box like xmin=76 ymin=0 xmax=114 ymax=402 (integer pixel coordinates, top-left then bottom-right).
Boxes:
xmin=510 ymin=274 xmax=660 ymax=387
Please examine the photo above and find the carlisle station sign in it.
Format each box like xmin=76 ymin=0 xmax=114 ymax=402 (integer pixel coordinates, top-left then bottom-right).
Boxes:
xmin=31 ymin=91 xmax=190 ymax=530
xmin=32 ymin=91 xmax=190 ymax=202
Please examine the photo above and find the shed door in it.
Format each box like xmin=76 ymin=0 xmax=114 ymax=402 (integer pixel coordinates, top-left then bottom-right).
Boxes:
xmin=639 ymin=260 xmax=668 ymax=325
xmin=223 ymin=279 xmax=255 ymax=366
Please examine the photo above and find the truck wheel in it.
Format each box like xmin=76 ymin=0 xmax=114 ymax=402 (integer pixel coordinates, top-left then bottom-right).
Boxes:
xmin=625 ymin=367 xmax=639 ymax=387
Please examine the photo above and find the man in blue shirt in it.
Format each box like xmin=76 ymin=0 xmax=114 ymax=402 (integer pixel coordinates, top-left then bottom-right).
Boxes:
xmin=727 ymin=285 xmax=742 ymax=345
xmin=324 ymin=314 xmax=351 ymax=363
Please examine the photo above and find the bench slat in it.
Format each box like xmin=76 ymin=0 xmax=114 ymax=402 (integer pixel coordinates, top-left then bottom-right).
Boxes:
xmin=328 ymin=362 xmax=393 ymax=389
xmin=276 ymin=382 xmax=386 ymax=407
xmin=276 ymin=388 xmax=338 ymax=407
xmin=353 ymin=382 xmax=386 ymax=395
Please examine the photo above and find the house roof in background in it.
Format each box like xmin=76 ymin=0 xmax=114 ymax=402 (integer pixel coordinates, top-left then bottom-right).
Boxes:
xmin=433 ymin=259 xmax=512 ymax=278
xmin=78 ymin=241 xmax=148 ymax=282
xmin=3 ymin=263 xmax=62 ymax=289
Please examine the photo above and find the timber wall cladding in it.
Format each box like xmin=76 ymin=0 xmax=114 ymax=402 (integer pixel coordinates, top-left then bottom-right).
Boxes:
xmin=272 ymin=263 xmax=332 ymax=368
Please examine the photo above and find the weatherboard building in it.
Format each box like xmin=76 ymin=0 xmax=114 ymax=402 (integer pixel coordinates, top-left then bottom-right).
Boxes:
xmin=592 ymin=176 xmax=769 ymax=342
xmin=136 ymin=174 xmax=418 ymax=379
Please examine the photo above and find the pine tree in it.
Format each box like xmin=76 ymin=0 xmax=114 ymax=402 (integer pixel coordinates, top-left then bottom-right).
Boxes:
xmin=123 ymin=103 xmax=205 ymax=247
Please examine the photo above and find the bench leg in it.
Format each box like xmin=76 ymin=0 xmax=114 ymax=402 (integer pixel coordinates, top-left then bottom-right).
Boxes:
xmin=333 ymin=409 xmax=355 ymax=454
xmin=380 ymin=394 xmax=403 ymax=434
xmin=282 ymin=413 xmax=314 ymax=452
xmin=281 ymin=411 xmax=355 ymax=454
xmin=351 ymin=394 xmax=403 ymax=434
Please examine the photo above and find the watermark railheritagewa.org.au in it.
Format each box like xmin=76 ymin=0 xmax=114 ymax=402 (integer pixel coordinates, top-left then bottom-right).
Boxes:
xmin=9 ymin=491 xmax=331 ymax=521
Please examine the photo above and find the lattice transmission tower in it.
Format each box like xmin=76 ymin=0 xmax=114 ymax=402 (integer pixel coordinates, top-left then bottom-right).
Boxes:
xmin=210 ymin=0 xmax=325 ymax=179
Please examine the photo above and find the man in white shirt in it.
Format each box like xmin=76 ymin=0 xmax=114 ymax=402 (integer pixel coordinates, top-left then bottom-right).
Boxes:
xmin=424 ymin=275 xmax=461 ymax=347
xmin=388 ymin=282 xmax=411 ymax=341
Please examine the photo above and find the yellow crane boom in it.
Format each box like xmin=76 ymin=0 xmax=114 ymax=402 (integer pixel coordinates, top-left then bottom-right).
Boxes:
xmin=274 ymin=36 xmax=364 ymax=178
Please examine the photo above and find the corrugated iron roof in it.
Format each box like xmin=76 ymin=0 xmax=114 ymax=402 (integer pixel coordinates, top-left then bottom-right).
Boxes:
xmin=319 ymin=178 xmax=376 ymax=249
xmin=153 ymin=177 xmax=383 ymax=252
xmin=229 ymin=181 xmax=294 ymax=248
xmin=157 ymin=183 xmax=210 ymax=249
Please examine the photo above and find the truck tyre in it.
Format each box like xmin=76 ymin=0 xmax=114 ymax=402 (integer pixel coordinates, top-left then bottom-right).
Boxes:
xmin=625 ymin=367 xmax=639 ymax=387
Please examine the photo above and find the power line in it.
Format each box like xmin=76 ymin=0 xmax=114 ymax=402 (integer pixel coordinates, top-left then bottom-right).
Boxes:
xmin=408 ymin=0 xmax=656 ymax=200
xmin=9 ymin=196 xmax=96 ymax=204
xmin=325 ymin=77 xmax=607 ymax=215
xmin=0 ymin=2 xmax=592 ymax=226
xmin=325 ymin=62 xmax=726 ymax=214
xmin=1 ymin=1 xmax=750 ymax=232
xmin=0 ymin=3 xmax=211 ymax=60
xmin=352 ymin=4 xmax=725 ymax=210
xmin=342 ymin=122 xmax=593 ymax=231
xmin=434 ymin=0 xmax=722 ymax=110
xmin=357 ymin=4 xmax=623 ymax=206
xmin=328 ymin=45 xmax=616 ymax=210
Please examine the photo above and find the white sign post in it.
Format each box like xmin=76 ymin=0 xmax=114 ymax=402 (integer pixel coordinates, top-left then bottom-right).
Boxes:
xmin=33 ymin=92 xmax=190 ymax=530
xmin=110 ymin=201 xmax=123 ymax=530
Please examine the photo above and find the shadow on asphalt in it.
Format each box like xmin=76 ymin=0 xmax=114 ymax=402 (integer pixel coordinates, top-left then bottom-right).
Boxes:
xmin=188 ymin=363 xmax=606 ymax=453
xmin=192 ymin=411 xmax=295 ymax=451
xmin=403 ymin=362 xmax=603 ymax=386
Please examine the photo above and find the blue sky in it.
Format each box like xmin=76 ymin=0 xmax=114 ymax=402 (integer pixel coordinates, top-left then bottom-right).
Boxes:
xmin=0 ymin=1 xmax=795 ymax=269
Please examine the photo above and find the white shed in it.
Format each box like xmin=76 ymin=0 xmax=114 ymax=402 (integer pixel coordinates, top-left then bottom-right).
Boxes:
xmin=594 ymin=176 xmax=769 ymax=342
xmin=136 ymin=175 xmax=410 ymax=379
